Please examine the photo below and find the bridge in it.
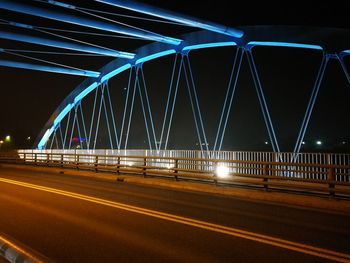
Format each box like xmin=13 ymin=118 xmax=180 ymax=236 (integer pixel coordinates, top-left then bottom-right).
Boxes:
xmin=0 ymin=1 xmax=350 ymax=262
xmin=0 ymin=0 xmax=349 ymax=154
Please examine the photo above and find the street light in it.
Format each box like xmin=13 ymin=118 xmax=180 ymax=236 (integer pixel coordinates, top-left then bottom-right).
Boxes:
xmin=5 ymin=135 xmax=11 ymax=142
xmin=215 ymin=163 xmax=230 ymax=178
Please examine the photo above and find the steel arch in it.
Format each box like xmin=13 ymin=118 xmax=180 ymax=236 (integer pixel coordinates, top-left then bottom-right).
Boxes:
xmin=35 ymin=27 xmax=350 ymax=151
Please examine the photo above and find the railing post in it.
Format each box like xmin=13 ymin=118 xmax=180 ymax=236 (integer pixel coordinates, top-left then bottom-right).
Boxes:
xmin=116 ymin=156 xmax=120 ymax=175
xmin=23 ymin=153 xmax=26 ymax=164
xmin=34 ymin=153 xmax=37 ymax=165
xmin=60 ymin=154 xmax=64 ymax=168
xmin=143 ymin=157 xmax=147 ymax=177
xmin=272 ymin=152 xmax=277 ymax=177
xmin=263 ymin=164 xmax=269 ymax=191
xmin=76 ymin=155 xmax=80 ymax=170
xmin=213 ymin=161 xmax=218 ymax=186
xmin=328 ymin=166 xmax=335 ymax=197
xmin=95 ymin=155 xmax=99 ymax=172
xmin=174 ymin=159 xmax=178 ymax=181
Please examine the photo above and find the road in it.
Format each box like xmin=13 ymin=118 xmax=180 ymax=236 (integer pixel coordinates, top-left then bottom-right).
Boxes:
xmin=0 ymin=165 xmax=349 ymax=262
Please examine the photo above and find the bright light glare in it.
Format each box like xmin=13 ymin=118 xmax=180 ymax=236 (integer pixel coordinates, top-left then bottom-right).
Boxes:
xmin=5 ymin=135 xmax=10 ymax=142
xmin=0 ymin=140 xmax=3 ymax=144
xmin=316 ymin=140 xmax=322 ymax=145
xmin=215 ymin=164 xmax=230 ymax=178
xmin=128 ymin=162 xmax=134 ymax=166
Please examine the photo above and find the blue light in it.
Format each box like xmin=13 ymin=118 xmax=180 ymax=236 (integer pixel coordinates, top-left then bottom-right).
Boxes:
xmin=0 ymin=0 xmax=181 ymax=45
xmin=37 ymin=127 xmax=55 ymax=149
xmin=101 ymin=63 xmax=131 ymax=83
xmin=246 ymin=41 xmax=323 ymax=51
xmin=54 ymin=103 xmax=73 ymax=128
xmin=341 ymin=50 xmax=350 ymax=56
xmin=38 ymin=103 xmax=75 ymax=148
xmin=74 ymin=82 xmax=98 ymax=104
xmin=48 ymin=0 xmax=76 ymax=9
xmin=8 ymin=21 xmax=33 ymax=29
xmin=0 ymin=60 xmax=100 ymax=77
xmin=96 ymin=0 xmax=244 ymax=38
xmin=39 ymin=95 xmax=87 ymax=148
xmin=135 ymin=50 xmax=176 ymax=65
xmin=182 ymin=42 xmax=237 ymax=52
xmin=0 ymin=31 xmax=135 ymax=58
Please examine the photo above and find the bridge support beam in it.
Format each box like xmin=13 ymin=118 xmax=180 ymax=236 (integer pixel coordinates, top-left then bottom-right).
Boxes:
xmin=246 ymin=49 xmax=280 ymax=152
xmin=159 ymin=54 xmax=183 ymax=150
xmin=0 ymin=31 xmax=134 ymax=58
xmin=136 ymin=66 xmax=158 ymax=150
xmin=0 ymin=0 xmax=181 ymax=46
xmin=0 ymin=59 xmax=100 ymax=77
xmin=182 ymin=54 xmax=209 ymax=152
xmin=121 ymin=68 xmax=138 ymax=150
xmin=213 ymin=47 xmax=244 ymax=151
xmin=293 ymin=54 xmax=329 ymax=154
xmin=338 ymin=54 xmax=350 ymax=86
xmin=96 ymin=0 xmax=244 ymax=38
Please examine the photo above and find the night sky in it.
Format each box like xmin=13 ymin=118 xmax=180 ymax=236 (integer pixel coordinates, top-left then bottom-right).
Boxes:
xmin=0 ymin=0 xmax=349 ymax=151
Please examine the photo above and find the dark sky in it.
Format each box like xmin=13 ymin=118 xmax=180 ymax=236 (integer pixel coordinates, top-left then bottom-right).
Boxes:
xmin=0 ymin=0 xmax=349 ymax=150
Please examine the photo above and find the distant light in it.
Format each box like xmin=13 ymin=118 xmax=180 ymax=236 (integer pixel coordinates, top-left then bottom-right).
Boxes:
xmin=27 ymin=136 xmax=31 ymax=140
xmin=342 ymin=141 xmax=346 ymax=145
xmin=302 ymin=141 xmax=306 ymax=145
xmin=264 ymin=141 xmax=269 ymax=145
xmin=71 ymin=137 xmax=87 ymax=143
xmin=215 ymin=164 xmax=230 ymax=178
xmin=316 ymin=140 xmax=322 ymax=145
xmin=0 ymin=140 xmax=3 ymax=144
xmin=5 ymin=135 xmax=11 ymax=142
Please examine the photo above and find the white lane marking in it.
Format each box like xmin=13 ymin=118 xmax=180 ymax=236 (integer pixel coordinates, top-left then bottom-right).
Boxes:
xmin=0 ymin=177 xmax=349 ymax=263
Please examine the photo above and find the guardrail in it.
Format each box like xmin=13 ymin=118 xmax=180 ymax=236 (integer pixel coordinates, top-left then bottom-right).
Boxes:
xmin=17 ymin=149 xmax=350 ymax=181
xmin=0 ymin=151 xmax=349 ymax=197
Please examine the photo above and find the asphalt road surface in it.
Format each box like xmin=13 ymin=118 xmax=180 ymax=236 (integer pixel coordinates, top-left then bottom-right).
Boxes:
xmin=0 ymin=165 xmax=349 ymax=262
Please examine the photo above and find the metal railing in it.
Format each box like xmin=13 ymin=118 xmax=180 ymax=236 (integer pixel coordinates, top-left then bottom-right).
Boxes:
xmin=16 ymin=149 xmax=350 ymax=180
xmin=0 ymin=150 xmax=349 ymax=197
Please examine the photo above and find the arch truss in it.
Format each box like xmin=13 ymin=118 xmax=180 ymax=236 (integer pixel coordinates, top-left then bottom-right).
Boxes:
xmin=37 ymin=31 xmax=350 ymax=153
xmin=0 ymin=1 xmax=348 ymax=153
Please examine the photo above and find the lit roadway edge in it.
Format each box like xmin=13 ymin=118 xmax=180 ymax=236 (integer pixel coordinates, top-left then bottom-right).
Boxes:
xmin=0 ymin=177 xmax=349 ymax=263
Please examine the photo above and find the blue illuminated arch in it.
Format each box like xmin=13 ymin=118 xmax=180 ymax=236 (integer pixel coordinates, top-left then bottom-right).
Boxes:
xmin=36 ymin=28 xmax=350 ymax=150
xmin=246 ymin=41 xmax=323 ymax=51
xmin=36 ymin=30 xmax=240 ymax=149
